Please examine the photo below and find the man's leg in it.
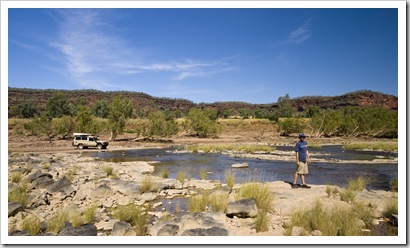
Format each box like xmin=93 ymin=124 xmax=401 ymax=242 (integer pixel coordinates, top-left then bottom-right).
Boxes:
xmin=300 ymin=174 xmax=305 ymax=185
xmin=293 ymin=172 xmax=298 ymax=185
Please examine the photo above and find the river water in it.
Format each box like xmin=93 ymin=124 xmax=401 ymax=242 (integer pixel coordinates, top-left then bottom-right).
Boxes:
xmin=91 ymin=145 xmax=397 ymax=191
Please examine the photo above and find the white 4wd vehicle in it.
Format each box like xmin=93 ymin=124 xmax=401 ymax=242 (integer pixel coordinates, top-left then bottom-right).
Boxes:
xmin=72 ymin=133 xmax=109 ymax=149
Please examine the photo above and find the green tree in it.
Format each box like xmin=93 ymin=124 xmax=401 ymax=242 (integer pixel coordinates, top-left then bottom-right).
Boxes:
xmin=108 ymin=95 xmax=133 ymax=141
xmin=145 ymin=111 xmax=179 ymax=138
xmin=185 ymin=108 xmax=219 ymax=138
xmin=92 ymin=100 xmax=109 ymax=118
xmin=76 ymin=106 xmax=94 ymax=133
xmin=46 ymin=92 xmax=71 ymax=118
xmin=277 ymin=118 xmax=304 ymax=136
xmin=18 ymin=102 xmax=39 ymax=118
xmin=53 ymin=116 xmax=76 ymax=139
xmin=277 ymin=94 xmax=294 ymax=118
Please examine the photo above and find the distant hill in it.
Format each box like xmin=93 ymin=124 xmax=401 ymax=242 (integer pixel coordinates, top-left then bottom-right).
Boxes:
xmin=8 ymin=87 xmax=398 ymax=114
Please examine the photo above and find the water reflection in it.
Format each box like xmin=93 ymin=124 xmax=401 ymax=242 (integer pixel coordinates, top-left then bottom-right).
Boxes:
xmin=91 ymin=145 xmax=397 ymax=190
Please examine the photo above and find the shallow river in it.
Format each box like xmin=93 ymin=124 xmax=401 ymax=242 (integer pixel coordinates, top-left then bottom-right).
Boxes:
xmin=91 ymin=145 xmax=397 ymax=191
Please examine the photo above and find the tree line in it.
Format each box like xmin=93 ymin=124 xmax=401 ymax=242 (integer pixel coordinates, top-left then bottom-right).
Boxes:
xmin=9 ymin=92 xmax=398 ymax=140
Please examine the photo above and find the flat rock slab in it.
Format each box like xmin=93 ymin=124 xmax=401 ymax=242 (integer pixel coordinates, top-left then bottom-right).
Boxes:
xmin=8 ymin=202 xmax=23 ymax=217
xmin=231 ymin=163 xmax=249 ymax=168
xmin=58 ymin=224 xmax=97 ymax=236
xmin=226 ymin=198 xmax=258 ymax=218
xmin=181 ymin=226 xmax=229 ymax=236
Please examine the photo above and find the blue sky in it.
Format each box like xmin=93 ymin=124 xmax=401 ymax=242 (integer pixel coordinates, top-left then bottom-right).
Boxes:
xmin=8 ymin=8 xmax=398 ymax=104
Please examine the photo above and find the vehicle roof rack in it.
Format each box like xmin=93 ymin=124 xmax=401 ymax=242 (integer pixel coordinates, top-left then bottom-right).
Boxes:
xmin=73 ymin=133 xmax=92 ymax=136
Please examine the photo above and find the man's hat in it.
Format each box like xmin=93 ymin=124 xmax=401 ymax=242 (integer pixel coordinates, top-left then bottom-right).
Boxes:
xmin=298 ymin=133 xmax=307 ymax=138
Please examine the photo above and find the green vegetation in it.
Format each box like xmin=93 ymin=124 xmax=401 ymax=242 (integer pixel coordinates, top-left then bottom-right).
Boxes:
xmin=188 ymin=191 xmax=209 ymax=212
xmin=208 ymin=191 xmax=229 ymax=212
xmin=200 ymin=168 xmax=207 ymax=180
xmin=184 ymin=108 xmax=220 ymax=137
xmin=255 ymin=210 xmax=269 ymax=233
xmin=46 ymin=92 xmax=71 ymax=118
xmin=103 ymin=165 xmax=115 ymax=177
xmin=344 ymin=142 xmax=398 ymax=152
xmin=21 ymin=215 xmax=42 ymax=236
xmin=176 ymin=171 xmax=186 ymax=189
xmin=108 ymin=95 xmax=133 ymax=141
xmin=140 ymin=176 xmax=155 ymax=193
xmin=285 ymin=200 xmax=376 ymax=236
xmin=347 ymin=176 xmax=369 ymax=191
xmin=236 ymin=182 xmax=274 ymax=213
xmin=11 ymin=172 xmax=23 ymax=183
xmin=160 ymin=169 xmax=170 ymax=179
xmin=144 ymin=110 xmax=179 ymax=138
xmin=390 ymin=177 xmax=398 ymax=193
xmin=325 ymin=185 xmax=339 ymax=198
xmin=47 ymin=209 xmax=69 ymax=234
xmin=225 ymin=170 xmax=235 ymax=193
xmin=83 ymin=204 xmax=98 ymax=224
xmin=112 ymin=204 xmax=147 ymax=235
xmin=8 ymin=186 xmax=28 ymax=206
xmin=383 ymin=198 xmax=398 ymax=218
xmin=340 ymin=189 xmax=357 ymax=203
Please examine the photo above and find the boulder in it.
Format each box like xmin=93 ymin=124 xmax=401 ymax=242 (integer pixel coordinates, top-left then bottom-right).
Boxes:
xmin=291 ymin=226 xmax=306 ymax=236
xmin=47 ymin=176 xmax=75 ymax=195
xmin=140 ymin=192 xmax=157 ymax=202
xmin=8 ymin=202 xmax=23 ymax=217
xmin=32 ymin=176 xmax=55 ymax=188
xmin=27 ymin=171 xmax=53 ymax=183
xmin=95 ymin=219 xmax=120 ymax=231
xmin=231 ymin=163 xmax=248 ymax=168
xmin=102 ymin=179 xmax=141 ymax=196
xmin=58 ymin=223 xmax=97 ymax=236
xmin=111 ymin=221 xmax=136 ymax=236
xmin=226 ymin=198 xmax=258 ymax=218
xmin=91 ymin=184 xmax=114 ymax=199
xmin=157 ymin=224 xmax=180 ymax=236
xmin=181 ymin=227 xmax=229 ymax=236
xmin=9 ymin=230 xmax=30 ymax=236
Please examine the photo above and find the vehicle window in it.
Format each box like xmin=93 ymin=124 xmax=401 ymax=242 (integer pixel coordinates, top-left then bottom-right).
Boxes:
xmin=81 ymin=137 xmax=87 ymax=140
xmin=89 ymin=137 xmax=95 ymax=141
xmin=75 ymin=137 xmax=81 ymax=140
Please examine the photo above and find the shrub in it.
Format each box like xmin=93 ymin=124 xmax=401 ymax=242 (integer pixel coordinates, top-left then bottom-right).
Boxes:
xmin=185 ymin=108 xmax=220 ymax=137
xmin=68 ymin=209 xmax=84 ymax=227
xmin=112 ymin=204 xmax=147 ymax=235
xmin=255 ymin=210 xmax=269 ymax=233
xmin=21 ymin=215 xmax=41 ymax=236
xmin=236 ymin=183 xmax=274 ymax=213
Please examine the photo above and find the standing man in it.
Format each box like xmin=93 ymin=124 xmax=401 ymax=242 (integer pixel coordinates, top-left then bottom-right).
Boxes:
xmin=292 ymin=133 xmax=311 ymax=188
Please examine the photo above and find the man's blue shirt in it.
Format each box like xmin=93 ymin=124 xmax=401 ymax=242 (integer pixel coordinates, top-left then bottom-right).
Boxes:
xmin=295 ymin=141 xmax=308 ymax=162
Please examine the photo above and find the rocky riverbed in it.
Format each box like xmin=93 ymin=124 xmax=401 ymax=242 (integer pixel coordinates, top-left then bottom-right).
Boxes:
xmin=7 ymin=151 xmax=397 ymax=237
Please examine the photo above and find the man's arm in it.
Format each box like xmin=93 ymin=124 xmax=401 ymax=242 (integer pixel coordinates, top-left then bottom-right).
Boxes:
xmin=295 ymin=151 xmax=300 ymax=166
xmin=306 ymin=150 xmax=311 ymax=163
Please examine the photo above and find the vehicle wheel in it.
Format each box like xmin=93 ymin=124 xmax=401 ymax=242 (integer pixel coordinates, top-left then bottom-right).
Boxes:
xmin=78 ymin=144 xmax=84 ymax=149
xmin=97 ymin=144 xmax=103 ymax=149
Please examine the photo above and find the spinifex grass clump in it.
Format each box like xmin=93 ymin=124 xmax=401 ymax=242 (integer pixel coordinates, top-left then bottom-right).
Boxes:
xmin=208 ymin=191 xmax=229 ymax=212
xmin=383 ymin=198 xmax=398 ymax=219
xmin=140 ymin=176 xmax=156 ymax=193
xmin=225 ymin=170 xmax=235 ymax=193
xmin=347 ymin=176 xmax=369 ymax=191
xmin=8 ymin=186 xmax=28 ymax=206
xmin=285 ymin=200 xmax=366 ymax=236
xmin=47 ymin=209 xmax=69 ymax=234
xmin=11 ymin=172 xmax=23 ymax=183
xmin=103 ymin=165 xmax=116 ymax=178
xmin=112 ymin=204 xmax=147 ymax=235
xmin=236 ymin=182 xmax=274 ymax=213
xmin=200 ymin=168 xmax=207 ymax=180
xmin=188 ymin=191 xmax=209 ymax=212
xmin=21 ymin=215 xmax=42 ymax=236
xmin=160 ymin=169 xmax=170 ymax=178
xmin=340 ymin=189 xmax=357 ymax=203
xmin=176 ymin=171 xmax=185 ymax=189
xmin=255 ymin=210 xmax=269 ymax=233
xmin=390 ymin=177 xmax=398 ymax=193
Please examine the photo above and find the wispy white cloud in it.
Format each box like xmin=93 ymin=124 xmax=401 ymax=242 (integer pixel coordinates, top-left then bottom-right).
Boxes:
xmin=284 ymin=19 xmax=312 ymax=44
xmin=52 ymin=9 xmax=235 ymax=88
